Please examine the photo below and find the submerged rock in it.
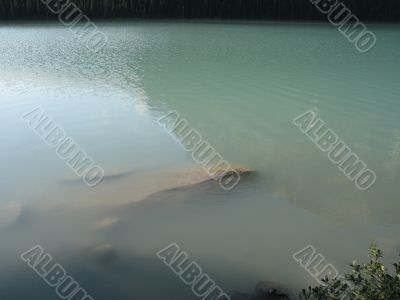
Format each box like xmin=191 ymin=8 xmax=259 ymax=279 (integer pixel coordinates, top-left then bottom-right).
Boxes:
xmin=209 ymin=165 xmax=256 ymax=178
xmin=89 ymin=243 xmax=117 ymax=263
xmin=254 ymin=281 xmax=293 ymax=299
xmin=230 ymin=281 xmax=294 ymax=300
xmin=93 ymin=217 xmax=119 ymax=231
xmin=60 ymin=165 xmax=256 ymax=205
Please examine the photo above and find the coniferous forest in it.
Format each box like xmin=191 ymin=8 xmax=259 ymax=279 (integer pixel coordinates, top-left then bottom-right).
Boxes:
xmin=0 ymin=0 xmax=399 ymax=21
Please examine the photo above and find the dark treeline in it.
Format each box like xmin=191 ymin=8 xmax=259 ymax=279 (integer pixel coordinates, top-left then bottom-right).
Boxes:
xmin=0 ymin=0 xmax=399 ymax=21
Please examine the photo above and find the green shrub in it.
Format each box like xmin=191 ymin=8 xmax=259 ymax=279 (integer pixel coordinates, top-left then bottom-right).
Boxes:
xmin=300 ymin=245 xmax=400 ymax=300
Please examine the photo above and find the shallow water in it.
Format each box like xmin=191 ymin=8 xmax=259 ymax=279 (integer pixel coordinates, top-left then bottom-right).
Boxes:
xmin=0 ymin=21 xmax=400 ymax=299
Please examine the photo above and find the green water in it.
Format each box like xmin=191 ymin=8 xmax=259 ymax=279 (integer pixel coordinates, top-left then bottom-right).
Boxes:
xmin=0 ymin=21 xmax=399 ymax=299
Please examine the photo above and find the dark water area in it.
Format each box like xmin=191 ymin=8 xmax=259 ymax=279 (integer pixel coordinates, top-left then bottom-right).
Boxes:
xmin=1 ymin=0 xmax=400 ymax=21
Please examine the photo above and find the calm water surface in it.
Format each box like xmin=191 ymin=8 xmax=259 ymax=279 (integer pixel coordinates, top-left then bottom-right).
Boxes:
xmin=0 ymin=21 xmax=399 ymax=299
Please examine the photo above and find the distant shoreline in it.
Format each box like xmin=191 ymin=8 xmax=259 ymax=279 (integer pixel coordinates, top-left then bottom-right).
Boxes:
xmin=1 ymin=0 xmax=399 ymax=22
xmin=0 ymin=18 xmax=399 ymax=25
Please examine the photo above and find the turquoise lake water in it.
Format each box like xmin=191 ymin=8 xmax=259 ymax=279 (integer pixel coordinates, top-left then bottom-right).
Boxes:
xmin=0 ymin=21 xmax=399 ymax=299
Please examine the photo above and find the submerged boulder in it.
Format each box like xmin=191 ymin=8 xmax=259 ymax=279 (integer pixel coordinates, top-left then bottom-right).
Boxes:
xmin=89 ymin=243 xmax=117 ymax=263
xmin=254 ymin=281 xmax=293 ymax=299
xmin=230 ymin=281 xmax=294 ymax=300
xmin=60 ymin=165 xmax=255 ymax=205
